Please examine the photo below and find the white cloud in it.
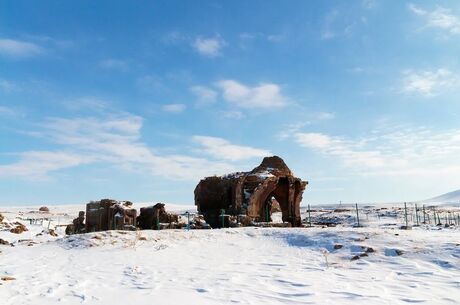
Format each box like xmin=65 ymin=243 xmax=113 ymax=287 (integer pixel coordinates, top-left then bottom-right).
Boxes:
xmin=0 ymin=79 xmax=16 ymax=92
xmin=315 ymin=112 xmax=335 ymax=120
xmin=293 ymin=126 xmax=460 ymax=178
xmin=190 ymin=86 xmax=217 ymax=104
xmin=295 ymin=133 xmax=334 ymax=150
xmin=193 ymin=135 xmax=271 ymax=161
xmin=321 ymin=9 xmax=339 ymax=40
xmin=222 ymin=110 xmax=244 ymax=120
xmin=99 ymin=59 xmax=128 ymax=71
xmin=216 ymin=80 xmax=287 ymax=108
xmin=266 ymin=34 xmax=285 ymax=43
xmin=162 ymin=103 xmax=186 ymax=113
xmin=0 ymin=106 xmax=16 ymax=116
xmin=0 ymin=38 xmax=43 ymax=58
xmin=0 ymin=151 xmax=92 ymax=180
xmin=362 ymin=0 xmax=377 ymax=9
xmin=63 ymin=96 xmax=110 ymax=111
xmin=0 ymin=113 xmax=236 ymax=180
xmin=402 ymin=68 xmax=458 ymax=97
xmin=192 ymin=37 xmax=225 ymax=57
xmin=409 ymin=4 xmax=460 ymax=34
xmin=136 ymin=75 xmax=166 ymax=93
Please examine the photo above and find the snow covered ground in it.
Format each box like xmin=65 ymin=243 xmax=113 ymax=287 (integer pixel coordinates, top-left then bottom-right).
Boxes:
xmin=1 ymin=204 xmax=459 ymax=305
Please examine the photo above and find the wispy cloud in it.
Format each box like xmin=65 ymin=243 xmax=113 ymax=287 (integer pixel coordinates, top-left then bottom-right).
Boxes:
xmin=0 ymin=38 xmax=44 ymax=58
xmin=321 ymin=9 xmax=340 ymax=40
xmin=62 ymin=96 xmax=111 ymax=111
xmin=192 ymin=36 xmax=225 ymax=57
xmin=409 ymin=4 xmax=460 ymax=34
xmin=98 ymin=58 xmax=129 ymax=71
xmin=362 ymin=0 xmax=377 ymax=9
xmin=136 ymin=75 xmax=166 ymax=93
xmin=222 ymin=110 xmax=244 ymax=120
xmin=0 ymin=151 xmax=92 ymax=180
xmin=190 ymin=85 xmax=217 ymax=105
xmin=162 ymin=103 xmax=186 ymax=113
xmin=0 ymin=106 xmax=17 ymax=116
xmin=292 ymin=126 xmax=460 ymax=177
xmin=193 ymin=135 xmax=271 ymax=161
xmin=0 ymin=113 xmax=236 ymax=180
xmin=216 ymin=79 xmax=288 ymax=108
xmin=0 ymin=79 xmax=17 ymax=92
xmin=402 ymin=68 xmax=459 ymax=97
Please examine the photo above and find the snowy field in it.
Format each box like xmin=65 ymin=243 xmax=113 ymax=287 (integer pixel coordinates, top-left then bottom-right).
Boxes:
xmin=1 ymin=204 xmax=459 ymax=305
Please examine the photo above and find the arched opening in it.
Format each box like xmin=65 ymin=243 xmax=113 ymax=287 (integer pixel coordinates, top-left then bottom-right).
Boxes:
xmin=259 ymin=177 xmax=293 ymax=224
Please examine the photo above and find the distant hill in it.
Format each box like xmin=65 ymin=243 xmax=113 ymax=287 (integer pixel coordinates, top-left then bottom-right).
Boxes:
xmin=424 ymin=189 xmax=460 ymax=204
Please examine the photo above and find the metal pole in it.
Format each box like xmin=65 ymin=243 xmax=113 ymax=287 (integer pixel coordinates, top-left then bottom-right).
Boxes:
xmin=415 ymin=204 xmax=419 ymax=226
xmin=355 ymin=203 xmax=360 ymax=227
xmin=423 ymin=205 xmax=426 ymax=224
xmin=186 ymin=212 xmax=190 ymax=230
xmin=404 ymin=202 xmax=408 ymax=227
xmin=308 ymin=204 xmax=311 ymax=227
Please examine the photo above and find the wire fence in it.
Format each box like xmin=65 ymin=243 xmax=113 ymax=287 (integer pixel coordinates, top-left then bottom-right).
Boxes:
xmin=303 ymin=203 xmax=460 ymax=228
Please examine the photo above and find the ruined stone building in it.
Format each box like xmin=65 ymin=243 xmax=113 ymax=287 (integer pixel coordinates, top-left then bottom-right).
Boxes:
xmin=85 ymin=199 xmax=137 ymax=232
xmin=65 ymin=211 xmax=85 ymax=235
xmin=136 ymin=203 xmax=179 ymax=230
xmin=194 ymin=156 xmax=308 ymax=228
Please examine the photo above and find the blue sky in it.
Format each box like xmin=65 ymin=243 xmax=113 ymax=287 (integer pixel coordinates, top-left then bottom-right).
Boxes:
xmin=1 ymin=0 xmax=460 ymax=205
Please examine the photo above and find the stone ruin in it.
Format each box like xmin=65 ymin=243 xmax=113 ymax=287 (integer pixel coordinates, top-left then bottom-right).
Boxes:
xmin=65 ymin=200 xmax=182 ymax=234
xmin=85 ymin=199 xmax=137 ymax=232
xmin=194 ymin=156 xmax=308 ymax=228
xmin=65 ymin=211 xmax=86 ymax=235
xmin=136 ymin=203 xmax=180 ymax=230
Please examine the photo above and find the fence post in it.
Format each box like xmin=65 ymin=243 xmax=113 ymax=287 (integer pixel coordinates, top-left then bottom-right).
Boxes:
xmin=220 ymin=209 xmax=225 ymax=228
xmin=355 ymin=203 xmax=360 ymax=227
xmin=404 ymin=202 xmax=408 ymax=227
xmin=186 ymin=212 xmax=190 ymax=230
xmin=308 ymin=204 xmax=312 ymax=227
xmin=415 ymin=204 xmax=419 ymax=226
xmin=423 ymin=205 xmax=426 ymax=224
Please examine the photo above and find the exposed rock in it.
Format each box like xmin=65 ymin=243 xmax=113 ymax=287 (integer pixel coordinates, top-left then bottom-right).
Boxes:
xmin=39 ymin=206 xmax=50 ymax=212
xmin=10 ymin=222 xmax=28 ymax=234
xmin=333 ymin=208 xmax=351 ymax=212
xmin=333 ymin=244 xmax=343 ymax=250
xmin=0 ymin=238 xmax=9 ymax=245
xmin=1 ymin=276 xmax=15 ymax=281
xmin=0 ymin=213 xmax=3 ymax=222
xmin=351 ymin=253 xmax=368 ymax=261
xmin=365 ymin=247 xmax=375 ymax=253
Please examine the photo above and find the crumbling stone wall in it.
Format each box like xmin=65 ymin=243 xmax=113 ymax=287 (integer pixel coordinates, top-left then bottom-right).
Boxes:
xmin=195 ymin=156 xmax=308 ymax=228
xmin=136 ymin=203 xmax=178 ymax=230
xmin=66 ymin=211 xmax=86 ymax=235
xmin=85 ymin=199 xmax=136 ymax=232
